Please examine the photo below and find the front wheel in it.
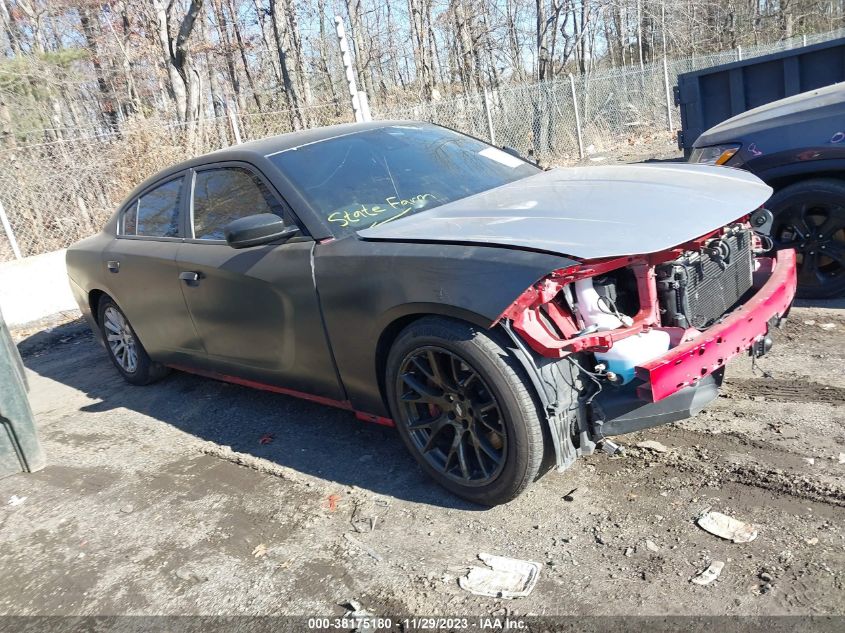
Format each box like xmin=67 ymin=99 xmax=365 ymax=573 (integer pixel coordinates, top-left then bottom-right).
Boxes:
xmin=385 ymin=317 xmax=547 ymax=506
xmin=768 ymin=178 xmax=845 ymax=299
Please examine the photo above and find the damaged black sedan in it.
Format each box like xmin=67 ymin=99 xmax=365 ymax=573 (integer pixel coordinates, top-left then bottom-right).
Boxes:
xmin=66 ymin=122 xmax=796 ymax=505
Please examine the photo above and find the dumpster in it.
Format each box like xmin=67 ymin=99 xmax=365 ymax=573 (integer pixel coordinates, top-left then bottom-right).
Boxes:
xmin=0 ymin=308 xmax=46 ymax=478
xmin=675 ymin=36 xmax=845 ymax=154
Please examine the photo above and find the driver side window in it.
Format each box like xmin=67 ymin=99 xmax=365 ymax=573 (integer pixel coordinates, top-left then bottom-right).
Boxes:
xmin=192 ymin=167 xmax=286 ymax=240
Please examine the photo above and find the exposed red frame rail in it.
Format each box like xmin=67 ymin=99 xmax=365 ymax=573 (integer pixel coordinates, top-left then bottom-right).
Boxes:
xmin=635 ymin=249 xmax=797 ymax=402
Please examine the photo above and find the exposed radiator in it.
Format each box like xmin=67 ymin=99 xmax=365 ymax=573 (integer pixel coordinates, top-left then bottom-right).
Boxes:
xmin=656 ymin=227 xmax=754 ymax=329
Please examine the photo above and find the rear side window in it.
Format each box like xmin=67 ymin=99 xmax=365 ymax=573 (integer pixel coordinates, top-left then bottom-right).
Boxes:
xmin=192 ymin=167 xmax=286 ymax=240
xmin=123 ymin=177 xmax=184 ymax=238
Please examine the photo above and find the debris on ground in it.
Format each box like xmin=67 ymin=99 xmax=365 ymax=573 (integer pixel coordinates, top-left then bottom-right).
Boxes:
xmin=350 ymin=496 xmax=391 ymax=533
xmin=174 ymin=567 xmax=209 ymax=583
xmin=645 ymin=539 xmax=660 ymax=552
xmin=818 ymin=323 xmax=836 ymax=331
xmin=636 ymin=440 xmax=669 ymax=453
xmin=340 ymin=600 xmax=381 ymax=632
xmin=839 ymin=453 xmax=845 ymax=465
xmin=340 ymin=599 xmax=372 ymax=616
xmin=458 ymin=553 xmax=541 ymax=599
xmin=803 ymin=320 xmax=816 ymax=326
xmin=344 ymin=533 xmax=383 ymax=562
xmin=7 ymin=495 xmax=27 ymax=506
xmin=691 ymin=561 xmax=724 ymax=586
xmin=803 ymin=457 xmax=816 ymax=465
xmin=624 ymin=547 xmax=634 ymax=557
xmin=252 ymin=543 xmax=268 ymax=558
xmin=326 ymin=494 xmax=341 ymax=512
xmin=806 ymin=537 xmax=819 ymax=545
xmin=697 ymin=511 xmax=758 ymax=543
xmin=562 ymin=488 xmax=577 ymax=502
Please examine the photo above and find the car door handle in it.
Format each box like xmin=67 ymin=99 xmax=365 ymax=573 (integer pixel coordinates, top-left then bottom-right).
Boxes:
xmin=107 ymin=260 xmax=120 ymax=273
xmin=179 ymin=271 xmax=201 ymax=284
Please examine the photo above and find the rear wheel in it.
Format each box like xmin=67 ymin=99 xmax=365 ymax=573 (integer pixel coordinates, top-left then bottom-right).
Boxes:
xmin=768 ymin=179 xmax=845 ymax=299
xmin=97 ymin=296 xmax=169 ymax=385
xmin=385 ymin=316 xmax=547 ymax=506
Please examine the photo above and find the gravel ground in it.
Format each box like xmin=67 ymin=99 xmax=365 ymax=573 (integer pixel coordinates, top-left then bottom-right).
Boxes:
xmin=1 ymin=141 xmax=842 ymax=621
xmin=0 ymin=297 xmax=843 ymax=619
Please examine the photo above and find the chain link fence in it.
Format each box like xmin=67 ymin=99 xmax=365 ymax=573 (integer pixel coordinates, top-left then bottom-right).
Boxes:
xmin=376 ymin=28 xmax=845 ymax=165
xmin=0 ymin=101 xmax=353 ymax=262
xmin=2 ymin=28 xmax=844 ymax=262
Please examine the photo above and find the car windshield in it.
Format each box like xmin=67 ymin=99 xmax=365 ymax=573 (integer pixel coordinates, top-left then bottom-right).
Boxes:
xmin=267 ymin=124 xmax=540 ymax=235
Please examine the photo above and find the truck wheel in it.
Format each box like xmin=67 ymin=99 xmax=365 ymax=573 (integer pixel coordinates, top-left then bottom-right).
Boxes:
xmin=768 ymin=178 xmax=845 ymax=299
xmin=385 ymin=316 xmax=548 ymax=506
xmin=97 ymin=296 xmax=169 ymax=385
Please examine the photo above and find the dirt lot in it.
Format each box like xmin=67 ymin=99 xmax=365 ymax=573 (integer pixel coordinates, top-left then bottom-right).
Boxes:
xmin=0 ymin=296 xmax=842 ymax=620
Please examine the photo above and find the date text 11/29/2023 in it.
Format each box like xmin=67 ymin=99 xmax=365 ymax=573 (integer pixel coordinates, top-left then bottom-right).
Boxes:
xmin=306 ymin=616 xmax=529 ymax=630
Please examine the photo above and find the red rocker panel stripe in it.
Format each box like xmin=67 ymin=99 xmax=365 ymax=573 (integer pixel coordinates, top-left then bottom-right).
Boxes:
xmin=167 ymin=364 xmax=395 ymax=427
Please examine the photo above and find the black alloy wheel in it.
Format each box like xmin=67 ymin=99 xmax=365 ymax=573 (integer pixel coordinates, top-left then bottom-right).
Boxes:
xmin=769 ymin=179 xmax=845 ymax=299
xmin=385 ymin=316 xmax=553 ymax=506
xmin=395 ymin=346 xmax=507 ymax=486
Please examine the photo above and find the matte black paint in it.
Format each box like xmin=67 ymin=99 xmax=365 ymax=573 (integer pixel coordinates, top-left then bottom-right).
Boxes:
xmin=313 ymin=236 xmax=577 ymax=416
xmin=66 ymin=122 xmax=577 ymax=420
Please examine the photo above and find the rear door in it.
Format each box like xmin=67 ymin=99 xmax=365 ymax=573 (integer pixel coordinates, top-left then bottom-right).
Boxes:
xmin=103 ymin=174 xmax=203 ymax=361
xmin=175 ymin=162 xmax=344 ymax=400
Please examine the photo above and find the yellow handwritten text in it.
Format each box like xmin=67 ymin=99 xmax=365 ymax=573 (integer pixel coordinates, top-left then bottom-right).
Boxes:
xmin=328 ymin=193 xmax=434 ymax=227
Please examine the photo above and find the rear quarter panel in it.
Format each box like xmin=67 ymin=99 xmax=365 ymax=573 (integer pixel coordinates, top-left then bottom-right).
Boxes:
xmin=66 ymin=230 xmax=115 ymax=341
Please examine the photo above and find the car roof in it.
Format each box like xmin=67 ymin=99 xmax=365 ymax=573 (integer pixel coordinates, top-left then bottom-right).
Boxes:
xmin=125 ymin=120 xmax=428 ymax=199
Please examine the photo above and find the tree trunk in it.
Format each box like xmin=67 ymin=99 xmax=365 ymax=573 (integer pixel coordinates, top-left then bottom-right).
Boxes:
xmin=78 ymin=7 xmax=120 ymax=131
xmin=268 ymin=0 xmax=304 ymax=129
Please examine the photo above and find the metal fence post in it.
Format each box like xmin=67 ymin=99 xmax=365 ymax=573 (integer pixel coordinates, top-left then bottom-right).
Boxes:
xmin=736 ymin=46 xmax=743 ymax=61
xmin=568 ymin=74 xmax=584 ymax=160
xmin=482 ymin=89 xmax=496 ymax=145
xmin=357 ymin=90 xmax=372 ymax=122
xmin=662 ymin=56 xmax=674 ymax=133
xmin=227 ymin=99 xmax=242 ymax=145
xmin=0 ymin=198 xmax=21 ymax=260
xmin=335 ymin=16 xmax=364 ymax=123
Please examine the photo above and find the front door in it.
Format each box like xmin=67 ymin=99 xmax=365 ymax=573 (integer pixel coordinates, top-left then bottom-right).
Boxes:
xmin=175 ymin=163 xmax=344 ymax=401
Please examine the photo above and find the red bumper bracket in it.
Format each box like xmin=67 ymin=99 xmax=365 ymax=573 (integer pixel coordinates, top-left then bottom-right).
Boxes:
xmin=635 ymin=250 xmax=797 ymax=402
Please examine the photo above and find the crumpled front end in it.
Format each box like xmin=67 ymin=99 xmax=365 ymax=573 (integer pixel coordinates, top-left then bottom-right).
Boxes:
xmin=497 ymin=221 xmax=797 ymax=462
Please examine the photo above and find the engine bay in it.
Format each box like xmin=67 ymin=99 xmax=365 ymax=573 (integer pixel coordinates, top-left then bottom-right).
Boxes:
xmin=499 ymin=222 xmax=780 ymax=401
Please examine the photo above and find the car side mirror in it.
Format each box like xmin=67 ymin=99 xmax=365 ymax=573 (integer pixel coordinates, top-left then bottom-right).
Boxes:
xmin=224 ymin=213 xmax=299 ymax=249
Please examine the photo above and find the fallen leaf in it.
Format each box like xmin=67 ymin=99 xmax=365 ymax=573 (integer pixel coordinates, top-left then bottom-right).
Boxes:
xmin=252 ymin=544 xmax=268 ymax=558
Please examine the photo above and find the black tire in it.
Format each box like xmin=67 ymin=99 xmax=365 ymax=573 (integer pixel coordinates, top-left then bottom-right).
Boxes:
xmin=97 ymin=296 xmax=169 ymax=386
xmin=385 ymin=316 xmax=547 ymax=506
xmin=768 ymin=178 xmax=845 ymax=299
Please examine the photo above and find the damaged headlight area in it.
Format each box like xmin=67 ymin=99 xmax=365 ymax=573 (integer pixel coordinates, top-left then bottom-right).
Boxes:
xmin=498 ymin=223 xmax=796 ymax=471
xmin=688 ymin=144 xmax=741 ymax=166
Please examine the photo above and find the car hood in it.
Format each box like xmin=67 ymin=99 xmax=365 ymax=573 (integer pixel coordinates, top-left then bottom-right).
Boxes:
xmin=695 ymin=82 xmax=845 ymax=147
xmin=358 ymin=163 xmax=772 ymax=260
